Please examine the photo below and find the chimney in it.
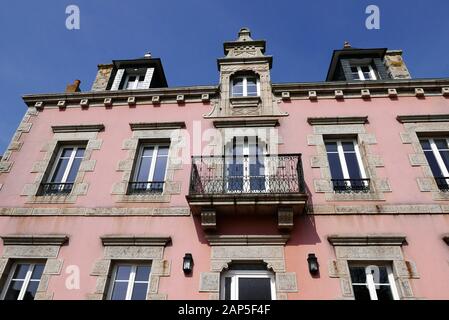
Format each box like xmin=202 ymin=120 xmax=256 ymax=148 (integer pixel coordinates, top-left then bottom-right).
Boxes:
xmin=66 ymin=79 xmax=81 ymax=93
xmin=144 ymin=52 xmax=152 ymax=58
xmin=384 ymin=50 xmax=411 ymax=79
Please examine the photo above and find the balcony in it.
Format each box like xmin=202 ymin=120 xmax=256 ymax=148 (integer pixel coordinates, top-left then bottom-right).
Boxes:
xmin=435 ymin=177 xmax=449 ymax=191
xmin=186 ymin=154 xmax=307 ymax=231
xmin=39 ymin=183 xmax=73 ymax=196
xmin=127 ymin=181 xmax=164 ymax=194
xmin=331 ymin=179 xmax=370 ymax=193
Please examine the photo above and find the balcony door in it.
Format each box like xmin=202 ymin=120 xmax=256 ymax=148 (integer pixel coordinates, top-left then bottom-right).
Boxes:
xmin=225 ymin=137 xmax=266 ymax=192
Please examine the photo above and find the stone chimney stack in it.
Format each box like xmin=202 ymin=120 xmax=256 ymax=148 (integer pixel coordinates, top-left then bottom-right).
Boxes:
xmin=383 ymin=50 xmax=411 ymax=79
xmin=91 ymin=64 xmax=114 ymax=91
xmin=65 ymin=79 xmax=81 ymax=92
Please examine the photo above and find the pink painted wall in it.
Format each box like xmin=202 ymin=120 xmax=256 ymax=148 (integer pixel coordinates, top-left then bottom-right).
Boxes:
xmin=0 ymin=95 xmax=449 ymax=299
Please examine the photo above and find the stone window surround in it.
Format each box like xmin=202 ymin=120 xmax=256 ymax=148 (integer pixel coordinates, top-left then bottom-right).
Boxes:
xmin=88 ymin=235 xmax=171 ymax=300
xmin=199 ymin=235 xmax=297 ymax=300
xmin=307 ymin=117 xmax=391 ymax=201
xmin=0 ymin=234 xmax=68 ymax=300
xmin=112 ymin=122 xmax=185 ymax=203
xmin=21 ymin=125 xmax=103 ymax=204
xmin=327 ymin=234 xmax=419 ymax=300
xmin=397 ymin=115 xmax=449 ymax=201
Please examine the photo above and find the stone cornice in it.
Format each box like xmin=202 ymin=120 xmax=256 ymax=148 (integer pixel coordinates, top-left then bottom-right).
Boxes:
xmin=101 ymin=235 xmax=172 ymax=246
xmin=307 ymin=116 xmax=368 ymax=126
xmin=205 ymin=235 xmax=290 ymax=246
xmin=327 ymin=234 xmax=407 ymax=246
xmin=213 ymin=119 xmax=279 ymax=128
xmin=51 ymin=124 xmax=105 ymax=133
xmin=396 ymin=114 xmax=449 ymax=123
xmin=1 ymin=234 xmax=69 ymax=246
xmin=130 ymin=122 xmax=186 ymax=131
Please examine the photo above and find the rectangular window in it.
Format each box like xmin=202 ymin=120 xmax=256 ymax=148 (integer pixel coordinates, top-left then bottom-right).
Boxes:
xmin=231 ymin=76 xmax=260 ymax=97
xmin=128 ymin=144 xmax=169 ymax=194
xmin=420 ymin=138 xmax=449 ymax=191
xmin=107 ymin=264 xmax=152 ymax=300
xmin=123 ymin=73 xmax=146 ymax=90
xmin=325 ymin=139 xmax=369 ymax=192
xmin=41 ymin=145 xmax=86 ymax=195
xmin=1 ymin=262 xmax=45 ymax=300
xmin=350 ymin=65 xmax=377 ymax=81
xmin=220 ymin=270 xmax=275 ymax=300
xmin=349 ymin=263 xmax=399 ymax=300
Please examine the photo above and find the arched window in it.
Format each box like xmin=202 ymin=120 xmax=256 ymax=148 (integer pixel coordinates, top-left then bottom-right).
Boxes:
xmin=231 ymin=73 xmax=260 ymax=97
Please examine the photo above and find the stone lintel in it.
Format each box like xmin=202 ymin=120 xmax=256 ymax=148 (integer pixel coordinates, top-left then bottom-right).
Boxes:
xmin=51 ymin=124 xmax=105 ymax=133
xmin=1 ymin=234 xmax=69 ymax=246
xmin=213 ymin=119 xmax=279 ymax=128
xmin=396 ymin=114 xmax=449 ymax=123
xmin=130 ymin=122 xmax=186 ymax=131
xmin=101 ymin=235 xmax=172 ymax=247
xmin=206 ymin=235 xmax=290 ymax=246
xmin=328 ymin=234 xmax=406 ymax=246
xmin=307 ymin=116 xmax=368 ymax=126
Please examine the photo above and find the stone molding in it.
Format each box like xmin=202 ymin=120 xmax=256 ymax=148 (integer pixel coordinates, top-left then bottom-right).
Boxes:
xmin=0 ymin=234 xmax=68 ymax=300
xmin=328 ymin=234 xmax=418 ymax=300
xmin=307 ymin=123 xmax=389 ymax=201
xmin=101 ymin=235 xmax=171 ymax=247
xmin=327 ymin=234 xmax=406 ymax=246
xmin=309 ymin=203 xmax=449 ymax=215
xmin=88 ymin=234 xmax=171 ymax=300
xmin=396 ymin=114 xmax=449 ymax=123
xmin=205 ymin=235 xmax=290 ymax=246
xmin=112 ymin=127 xmax=184 ymax=203
xmin=129 ymin=122 xmax=186 ymax=131
xmin=51 ymin=124 xmax=105 ymax=133
xmin=213 ymin=119 xmax=279 ymax=128
xmin=307 ymin=116 xmax=368 ymax=126
xmin=200 ymin=244 xmax=297 ymax=300
xmin=23 ymin=131 xmax=103 ymax=204
xmin=399 ymin=120 xmax=449 ymax=200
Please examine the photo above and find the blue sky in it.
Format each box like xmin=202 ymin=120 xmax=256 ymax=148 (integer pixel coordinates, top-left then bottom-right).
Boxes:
xmin=1 ymin=0 xmax=449 ymax=154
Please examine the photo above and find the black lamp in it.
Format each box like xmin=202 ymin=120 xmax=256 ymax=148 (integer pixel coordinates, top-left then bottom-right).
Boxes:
xmin=307 ymin=253 xmax=319 ymax=275
xmin=183 ymin=253 xmax=193 ymax=274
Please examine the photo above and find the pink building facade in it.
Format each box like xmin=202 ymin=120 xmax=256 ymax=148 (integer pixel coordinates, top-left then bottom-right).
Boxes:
xmin=0 ymin=28 xmax=449 ymax=300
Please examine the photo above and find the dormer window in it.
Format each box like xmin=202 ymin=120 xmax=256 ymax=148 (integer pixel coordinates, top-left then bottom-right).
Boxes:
xmin=350 ymin=65 xmax=377 ymax=81
xmin=120 ymin=69 xmax=147 ymax=90
xmin=231 ymin=74 xmax=260 ymax=97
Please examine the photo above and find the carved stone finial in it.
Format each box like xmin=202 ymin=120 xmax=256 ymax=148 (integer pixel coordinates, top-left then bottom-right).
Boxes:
xmin=343 ymin=41 xmax=351 ymax=49
xmin=237 ymin=27 xmax=253 ymax=42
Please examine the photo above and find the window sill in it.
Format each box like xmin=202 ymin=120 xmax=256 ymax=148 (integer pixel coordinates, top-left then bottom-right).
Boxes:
xmin=230 ymin=96 xmax=261 ymax=108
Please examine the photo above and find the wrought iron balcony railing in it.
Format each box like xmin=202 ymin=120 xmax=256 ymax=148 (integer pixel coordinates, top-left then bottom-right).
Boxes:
xmin=39 ymin=183 xmax=74 ymax=195
xmin=435 ymin=177 xmax=449 ymax=191
xmin=331 ymin=178 xmax=370 ymax=193
xmin=189 ymin=154 xmax=305 ymax=195
xmin=127 ymin=181 xmax=164 ymax=194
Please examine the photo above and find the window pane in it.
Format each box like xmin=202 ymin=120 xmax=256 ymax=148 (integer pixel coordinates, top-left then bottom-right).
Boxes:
xmin=375 ymin=266 xmax=389 ymax=284
xmin=352 ymin=72 xmax=360 ymax=80
xmin=22 ymin=281 xmax=39 ymax=300
xmin=4 ymin=280 xmax=24 ymax=300
xmin=376 ymin=286 xmax=394 ymax=300
xmin=232 ymin=86 xmax=244 ymax=96
xmin=341 ymin=141 xmax=355 ymax=152
xmin=327 ymin=153 xmax=344 ymax=180
xmin=420 ymin=139 xmax=431 ymax=150
xmin=131 ymin=283 xmax=148 ymax=300
xmin=352 ymin=285 xmax=371 ymax=300
xmin=31 ymin=264 xmax=45 ymax=280
xmin=153 ymin=156 xmax=168 ymax=181
xmin=142 ymin=146 xmax=154 ymax=157
xmin=438 ymin=150 xmax=449 ymax=173
xmin=75 ymin=148 xmax=85 ymax=158
xmin=238 ymin=278 xmax=271 ymax=300
xmin=111 ymin=282 xmax=128 ymax=300
xmin=51 ymin=158 xmax=70 ymax=182
xmin=135 ymin=266 xmax=151 ymax=282
xmin=224 ymin=277 xmax=231 ymax=300
xmin=61 ymin=148 xmax=74 ymax=158
xmin=158 ymin=146 xmax=169 ymax=156
xmin=137 ymin=157 xmax=152 ymax=181
xmin=424 ymin=150 xmax=444 ymax=177
xmin=65 ymin=157 xmax=82 ymax=183
xmin=115 ymin=265 xmax=132 ymax=281
xmin=350 ymin=266 xmax=367 ymax=284
xmin=434 ymin=139 xmax=448 ymax=150
xmin=325 ymin=142 xmax=338 ymax=152
xmin=13 ymin=264 xmax=30 ymax=280
xmin=361 ymin=66 xmax=370 ymax=73
xmin=351 ymin=66 xmax=358 ymax=73
xmin=344 ymin=153 xmax=363 ymax=179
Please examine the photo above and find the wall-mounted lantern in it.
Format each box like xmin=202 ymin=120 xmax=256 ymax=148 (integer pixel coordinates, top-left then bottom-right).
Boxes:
xmin=183 ymin=253 xmax=194 ymax=274
xmin=307 ymin=253 xmax=319 ymax=275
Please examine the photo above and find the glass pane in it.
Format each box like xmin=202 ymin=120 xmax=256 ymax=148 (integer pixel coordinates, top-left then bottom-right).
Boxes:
xmin=137 ymin=157 xmax=152 ymax=182
xmin=111 ymin=282 xmax=128 ymax=300
xmin=325 ymin=142 xmax=338 ymax=152
xmin=363 ymin=72 xmax=372 ymax=80
xmin=341 ymin=141 xmax=355 ymax=152
xmin=350 ymin=266 xmax=367 ymax=284
xmin=135 ymin=266 xmax=151 ymax=282
xmin=352 ymin=72 xmax=360 ymax=80
xmin=138 ymin=75 xmax=145 ymax=82
xmin=424 ymin=150 xmax=444 ymax=177
xmin=238 ymin=278 xmax=271 ymax=300
xmin=31 ymin=264 xmax=45 ymax=280
xmin=131 ymin=283 xmax=148 ymax=300
xmin=434 ymin=139 xmax=448 ymax=150
xmin=51 ymin=158 xmax=69 ymax=182
xmin=375 ymin=266 xmax=389 ymax=284
xmin=75 ymin=148 xmax=85 ymax=158
xmin=65 ymin=157 xmax=82 ymax=183
xmin=344 ymin=153 xmax=363 ymax=179
xmin=153 ymin=156 xmax=168 ymax=181
xmin=115 ymin=265 xmax=132 ymax=281
xmin=246 ymin=77 xmax=257 ymax=86
xmin=4 ymin=280 xmax=24 ymax=300
xmin=224 ymin=277 xmax=231 ymax=300
xmin=233 ymin=78 xmax=244 ymax=86
xmin=232 ymin=86 xmax=244 ymax=96
xmin=13 ymin=264 xmax=30 ymax=280
xmin=327 ymin=153 xmax=344 ymax=180
xmin=376 ymin=286 xmax=394 ymax=300
xmin=142 ymin=146 xmax=154 ymax=157
xmin=420 ymin=139 xmax=431 ymax=150
xmin=158 ymin=146 xmax=169 ymax=156
xmin=361 ymin=66 xmax=370 ymax=73
xmin=128 ymin=76 xmax=136 ymax=82
xmin=438 ymin=150 xmax=449 ymax=173
xmin=61 ymin=148 xmax=74 ymax=158
xmin=353 ymin=285 xmax=371 ymax=300
xmin=22 ymin=281 xmax=39 ymax=300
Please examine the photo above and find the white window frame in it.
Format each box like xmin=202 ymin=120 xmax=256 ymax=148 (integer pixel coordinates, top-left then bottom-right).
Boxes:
xmin=350 ymin=263 xmax=400 ymax=300
xmin=231 ymin=75 xmax=260 ymax=97
xmin=220 ymin=270 xmax=276 ymax=301
xmin=0 ymin=262 xmax=45 ymax=300
xmin=122 ymin=73 xmax=146 ymax=90
xmin=107 ymin=263 xmax=152 ymax=300
xmin=326 ymin=139 xmax=368 ymax=188
xmin=133 ymin=144 xmax=169 ymax=189
xmin=47 ymin=145 xmax=85 ymax=184
xmin=351 ymin=65 xmax=377 ymax=81
xmin=421 ymin=138 xmax=449 ymax=181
